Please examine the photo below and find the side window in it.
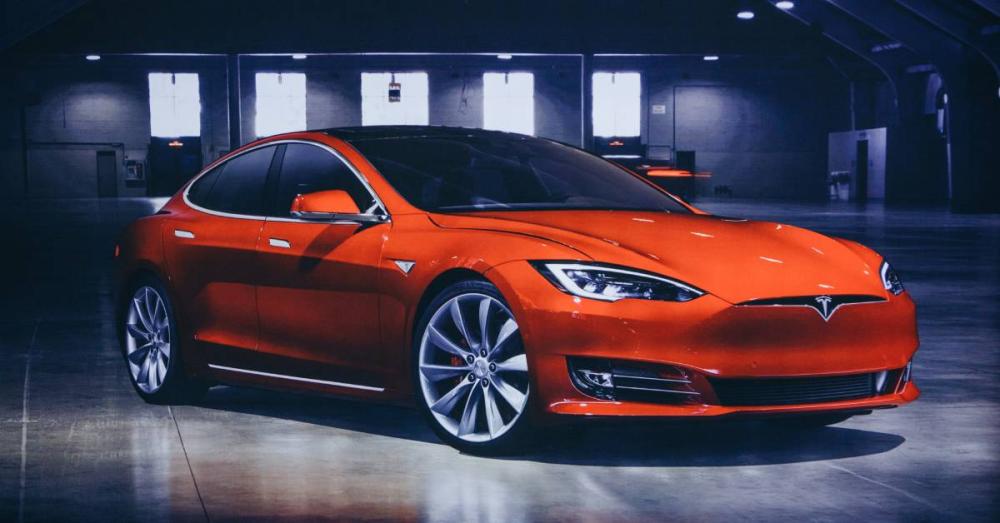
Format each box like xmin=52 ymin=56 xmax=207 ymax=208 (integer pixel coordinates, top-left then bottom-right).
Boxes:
xmin=273 ymin=143 xmax=376 ymax=217
xmin=187 ymin=164 xmax=223 ymax=208
xmin=191 ymin=146 xmax=275 ymax=215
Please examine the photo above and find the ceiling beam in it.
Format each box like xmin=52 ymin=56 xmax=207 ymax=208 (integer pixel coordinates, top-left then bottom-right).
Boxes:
xmin=895 ymin=0 xmax=999 ymax=78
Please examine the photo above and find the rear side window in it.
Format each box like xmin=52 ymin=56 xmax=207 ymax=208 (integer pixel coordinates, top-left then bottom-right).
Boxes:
xmin=187 ymin=146 xmax=276 ymax=215
xmin=272 ymin=143 xmax=376 ymax=217
xmin=187 ymin=164 xmax=222 ymax=207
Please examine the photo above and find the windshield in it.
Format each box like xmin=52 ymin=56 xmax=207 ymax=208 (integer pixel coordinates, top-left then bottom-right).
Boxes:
xmin=349 ymin=134 xmax=691 ymax=213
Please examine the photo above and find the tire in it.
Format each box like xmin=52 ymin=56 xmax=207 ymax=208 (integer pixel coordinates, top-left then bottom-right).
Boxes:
xmin=413 ymin=280 xmax=535 ymax=454
xmin=771 ymin=412 xmax=855 ymax=428
xmin=121 ymin=275 xmax=209 ymax=404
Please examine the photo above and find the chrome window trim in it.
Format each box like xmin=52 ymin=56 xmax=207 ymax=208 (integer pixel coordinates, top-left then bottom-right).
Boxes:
xmin=207 ymin=364 xmax=384 ymax=392
xmin=182 ymin=139 xmax=390 ymax=223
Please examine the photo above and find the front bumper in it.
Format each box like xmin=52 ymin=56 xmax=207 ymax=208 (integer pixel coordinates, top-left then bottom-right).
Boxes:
xmin=486 ymin=261 xmax=920 ymax=418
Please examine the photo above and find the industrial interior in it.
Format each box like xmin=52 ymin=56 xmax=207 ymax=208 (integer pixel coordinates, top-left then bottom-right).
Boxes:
xmin=0 ymin=0 xmax=998 ymax=520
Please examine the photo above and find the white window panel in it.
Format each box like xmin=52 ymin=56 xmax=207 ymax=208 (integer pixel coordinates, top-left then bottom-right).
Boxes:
xmin=592 ymin=72 xmax=641 ymax=137
xmin=255 ymin=72 xmax=307 ymax=137
xmin=361 ymin=72 xmax=428 ymax=126
xmin=483 ymin=72 xmax=534 ymax=135
xmin=148 ymin=73 xmax=201 ymax=137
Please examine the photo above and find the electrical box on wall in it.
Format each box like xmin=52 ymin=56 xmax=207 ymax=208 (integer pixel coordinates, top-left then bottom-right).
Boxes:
xmin=124 ymin=159 xmax=146 ymax=188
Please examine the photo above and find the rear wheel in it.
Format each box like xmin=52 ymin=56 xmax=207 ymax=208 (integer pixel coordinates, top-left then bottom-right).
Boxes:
xmin=414 ymin=280 xmax=533 ymax=454
xmin=122 ymin=277 xmax=208 ymax=404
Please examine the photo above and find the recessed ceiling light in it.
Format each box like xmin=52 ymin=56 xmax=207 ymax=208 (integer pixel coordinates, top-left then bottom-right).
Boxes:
xmin=291 ymin=54 xmax=307 ymax=60
xmin=775 ymin=1 xmax=795 ymax=9
xmin=737 ymin=10 xmax=755 ymax=20
xmin=703 ymin=55 xmax=720 ymax=61
xmin=497 ymin=54 xmax=513 ymax=60
xmin=85 ymin=54 xmax=101 ymax=61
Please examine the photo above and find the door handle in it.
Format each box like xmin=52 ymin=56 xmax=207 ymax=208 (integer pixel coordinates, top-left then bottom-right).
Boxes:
xmin=269 ymin=238 xmax=291 ymax=249
xmin=174 ymin=229 xmax=195 ymax=239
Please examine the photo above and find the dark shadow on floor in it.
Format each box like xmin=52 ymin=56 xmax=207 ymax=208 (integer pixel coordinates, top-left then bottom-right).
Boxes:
xmin=196 ymin=385 xmax=905 ymax=467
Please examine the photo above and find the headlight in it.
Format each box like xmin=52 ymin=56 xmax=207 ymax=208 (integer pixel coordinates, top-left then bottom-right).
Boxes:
xmin=531 ymin=262 xmax=704 ymax=302
xmin=880 ymin=260 xmax=905 ymax=295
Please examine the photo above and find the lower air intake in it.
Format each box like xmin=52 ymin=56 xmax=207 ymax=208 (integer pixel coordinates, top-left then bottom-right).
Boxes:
xmin=710 ymin=373 xmax=878 ymax=406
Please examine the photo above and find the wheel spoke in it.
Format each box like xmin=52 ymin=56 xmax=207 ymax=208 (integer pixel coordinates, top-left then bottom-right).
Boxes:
xmin=133 ymin=297 xmax=153 ymax=333
xmin=136 ymin=354 xmax=151 ymax=385
xmin=484 ymin=387 xmax=504 ymax=438
xmin=457 ymin=385 xmax=482 ymax=437
xmin=159 ymin=341 xmax=171 ymax=359
xmin=126 ymin=324 xmax=151 ymax=342
xmin=492 ymin=374 xmax=527 ymax=412
xmin=127 ymin=345 xmax=152 ymax=365
xmin=156 ymin=352 xmax=168 ymax=383
xmin=488 ymin=318 xmax=518 ymax=359
xmin=147 ymin=354 xmax=159 ymax=389
xmin=494 ymin=353 xmax=527 ymax=373
xmin=478 ymin=298 xmax=492 ymax=350
xmin=420 ymin=363 xmax=471 ymax=382
xmin=449 ymin=300 xmax=473 ymax=347
xmin=428 ymin=325 xmax=470 ymax=358
xmin=152 ymin=297 xmax=165 ymax=330
xmin=143 ymin=289 xmax=157 ymax=331
xmin=431 ymin=379 xmax=473 ymax=415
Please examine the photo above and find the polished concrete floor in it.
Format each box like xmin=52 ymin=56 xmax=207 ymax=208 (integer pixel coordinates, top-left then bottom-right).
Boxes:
xmin=1 ymin=197 xmax=997 ymax=521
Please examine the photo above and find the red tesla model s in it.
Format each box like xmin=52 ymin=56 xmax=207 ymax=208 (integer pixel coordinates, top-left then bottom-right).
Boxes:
xmin=116 ymin=127 xmax=918 ymax=453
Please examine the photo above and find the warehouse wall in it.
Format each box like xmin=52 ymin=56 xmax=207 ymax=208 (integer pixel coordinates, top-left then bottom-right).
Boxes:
xmin=0 ymin=54 xmax=848 ymax=201
xmin=238 ymin=55 xmax=582 ymax=147
xmin=0 ymin=56 xmax=229 ymax=199
xmin=608 ymin=56 xmax=851 ymax=200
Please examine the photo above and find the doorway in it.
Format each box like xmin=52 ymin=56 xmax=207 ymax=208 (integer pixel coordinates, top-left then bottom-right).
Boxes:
xmin=96 ymin=151 xmax=118 ymax=198
xmin=855 ymin=139 xmax=869 ymax=203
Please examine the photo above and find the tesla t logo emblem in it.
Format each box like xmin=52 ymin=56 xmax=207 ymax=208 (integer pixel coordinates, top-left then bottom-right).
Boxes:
xmin=813 ymin=295 xmax=834 ymax=321
xmin=393 ymin=260 xmax=416 ymax=275
xmin=740 ymin=294 xmax=885 ymax=322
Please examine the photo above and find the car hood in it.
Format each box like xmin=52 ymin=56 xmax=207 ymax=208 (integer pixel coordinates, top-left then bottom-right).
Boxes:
xmin=429 ymin=210 xmax=886 ymax=304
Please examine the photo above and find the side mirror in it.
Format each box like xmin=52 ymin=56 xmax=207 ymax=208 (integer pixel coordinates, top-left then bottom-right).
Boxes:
xmin=290 ymin=190 xmax=387 ymax=224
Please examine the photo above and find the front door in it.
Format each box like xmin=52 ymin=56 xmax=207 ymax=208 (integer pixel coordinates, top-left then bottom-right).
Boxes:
xmin=254 ymin=142 xmax=389 ymax=390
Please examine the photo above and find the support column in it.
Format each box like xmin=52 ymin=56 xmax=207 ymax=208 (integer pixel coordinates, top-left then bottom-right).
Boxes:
xmin=226 ymin=53 xmax=242 ymax=151
xmin=581 ymin=54 xmax=593 ymax=150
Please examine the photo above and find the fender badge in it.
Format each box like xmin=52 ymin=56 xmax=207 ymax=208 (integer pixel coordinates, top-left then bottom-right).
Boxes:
xmin=393 ymin=260 xmax=416 ymax=275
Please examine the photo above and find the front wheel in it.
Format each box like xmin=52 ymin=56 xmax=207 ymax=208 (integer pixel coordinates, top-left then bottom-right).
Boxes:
xmin=414 ymin=280 xmax=534 ymax=454
xmin=122 ymin=276 xmax=208 ymax=404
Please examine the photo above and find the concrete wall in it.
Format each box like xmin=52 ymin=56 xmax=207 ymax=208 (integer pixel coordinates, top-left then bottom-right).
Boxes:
xmin=1 ymin=54 xmax=848 ymax=201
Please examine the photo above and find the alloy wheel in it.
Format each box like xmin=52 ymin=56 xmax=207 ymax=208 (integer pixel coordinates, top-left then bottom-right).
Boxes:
xmin=418 ymin=293 xmax=530 ymax=443
xmin=125 ymin=286 xmax=172 ymax=394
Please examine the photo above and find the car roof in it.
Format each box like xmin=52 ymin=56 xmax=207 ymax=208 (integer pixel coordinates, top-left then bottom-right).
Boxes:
xmin=319 ymin=125 xmax=528 ymax=143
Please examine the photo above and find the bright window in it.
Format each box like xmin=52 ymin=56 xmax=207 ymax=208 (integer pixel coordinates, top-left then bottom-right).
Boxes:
xmin=361 ymin=72 xmax=429 ymax=126
xmin=483 ymin=72 xmax=534 ymax=135
xmin=148 ymin=73 xmax=201 ymax=137
xmin=592 ymin=72 xmax=641 ymax=137
xmin=255 ymin=73 xmax=307 ymax=137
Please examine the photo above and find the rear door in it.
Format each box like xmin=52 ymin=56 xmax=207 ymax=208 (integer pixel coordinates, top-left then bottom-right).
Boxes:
xmin=253 ymin=141 xmax=390 ymax=391
xmin=163 ymin=145 xmax=279 ymax=369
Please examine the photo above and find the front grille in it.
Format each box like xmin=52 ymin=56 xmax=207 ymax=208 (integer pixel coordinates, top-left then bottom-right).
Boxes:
xmin=710 ymin=373 xmax=877 ymax=406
